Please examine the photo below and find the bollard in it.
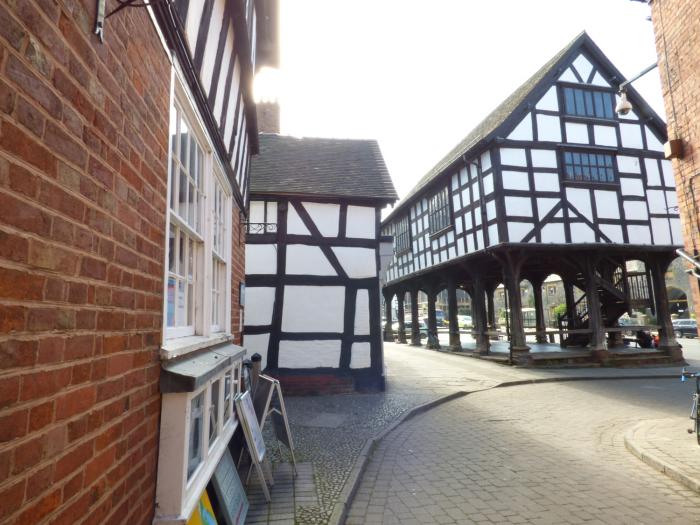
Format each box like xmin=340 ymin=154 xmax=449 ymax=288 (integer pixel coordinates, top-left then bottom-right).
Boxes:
xmin=250 ymin=353 xmax=262 ymax=393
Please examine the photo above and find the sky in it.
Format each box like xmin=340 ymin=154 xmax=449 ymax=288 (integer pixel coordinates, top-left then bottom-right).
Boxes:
xmin=259 ymin=0 xmax=663 ymax=201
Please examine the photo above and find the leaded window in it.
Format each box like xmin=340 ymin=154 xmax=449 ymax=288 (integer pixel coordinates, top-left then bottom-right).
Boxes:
xmin=563 ymin=151 xmax=616 ymax=183
xmin=394 ymin=215 xmax=410 ymax=253
xmin=428 ymin=188 xmax=451 ymax=233
xmin=562 ymin=87 xmax=614 ymax=119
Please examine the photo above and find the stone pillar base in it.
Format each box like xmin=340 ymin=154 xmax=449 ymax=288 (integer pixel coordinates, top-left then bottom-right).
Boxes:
xmin=590 ymin=348 xmax=609 ymax=363
xmin=474 ymin=347 xmax=490 ymax=356
xmin=660 ymin=344 xmax=684 ymax=361
xmin=397 ymin=335 xmax=407 ymax=344
xmin=510 ymin=345 xmax=530 ymax=353
xmin=383 ymin=332 xmax=394 ymax=342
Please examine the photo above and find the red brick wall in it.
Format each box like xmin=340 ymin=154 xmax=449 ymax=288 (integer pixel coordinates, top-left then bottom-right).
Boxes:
xmin=0 ymin=2 xmax=169 ymax=524
xmin=650 ymin=0 xmax=700 ymax=326
xmin=231 ymin=203 xmax=245 ymax=345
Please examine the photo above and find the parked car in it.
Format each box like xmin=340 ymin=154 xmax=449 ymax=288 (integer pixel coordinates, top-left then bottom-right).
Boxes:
xmin=457 ymin=315 xmax=473 ymax=329
xmin=673 ymin=319 xmax=697 ymax=338
xmin=391 ymin=319 xmax=428 ymax=338
xmin=435 ymin=309 xmax=445 ymax=327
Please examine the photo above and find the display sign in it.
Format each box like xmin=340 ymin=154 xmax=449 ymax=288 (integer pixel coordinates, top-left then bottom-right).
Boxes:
xmin=235 ymin=391 xmax=271 ymax=501
xmin=254 ymin=375 xmax=296 ymax=470
xmin=186 ymin=489 xmax=217 ymax=525
xmin=211 ymin=449 xmax=248 ymax=525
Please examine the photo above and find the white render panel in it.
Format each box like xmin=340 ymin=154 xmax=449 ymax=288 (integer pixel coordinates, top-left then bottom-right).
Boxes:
xmin=245 ymin=244 xmax=277 ymax=274
xmin=627 ymin=224 xmax=652 ymax=244
xmin=540 ymin=223 xmax=566 ymax=243
xmin=488 ymin=224 xmax=499 ymax=245
xmin=534 ymin=172 xmax=560 ymax=192
xmin=593 ymin=125 xmax=617 ymax=147
xmin=670 ymin=218 xmax=682 ymax=244
xmin=651 ymin=218 xmax=672 ymax=245
xmin=502 ymin=170 xmax=530 ymax=191
xmin=480 ymin=151 xmax=492 ymax=171
xmin=623 ymin=200 xmax=649 ymax=221
xmin=508 ymin=114 xmax=533 ymax=141
xmin=350 ymin=342 xmax=371 ymax=369
xmin=645 ymin=126 xmax=664 ymax=152
xmin=223 ymin=62 xmax=241 ymax=147
xmin=647 ymin=190 xmax=667 ymax=214
xmin=507 ymin=222 xmax=533 ymax=242
xmin=303 ymin=202 xmax=340 ymax=237
xmin=200 ymin=0 xmax=225 ymax=94
xmin=570 ymin=222 xmax=595 ymax=243
xmin=282 ymin=286 xmax=345 ymax=332
xmin=666 ymin=191 xmax=678 ymax=211
xmin=619 ymin=123 xmax=644 ymax=149
xmin=645 ymin=158 xmax=662 ymax=185
xmin=278 ymin=340 xmax=341 ymax=368
xmin=566 ymin=188 xmax=593 ymax=221
xmin=500 ymin=148 xmax=527 ymax=167
xmin=617 ymin=156 xmax=641 ymax=174
xmin=536 ymin=86 xmax=559 ymax=111
xmin=599 ymin=224 xmax=624 ymax=243
xmin=287 ymin=205 xmax=311 ymax=235
xmin=565 ymin=122 xmax=589 ymax=144
xmin=483 ymin=174 xmax=494 ymax=195
xmin=286 ymin=245 xmax=336 ymax=275
xmin=346 ymin=206 xmax=376 ymax=239
xmin=531 ymin=149 xmax=558 ymax=168
xmin=243 ymin=333 xmax=270 ymax=369
xmin=249 ymin=201 xmax=265 ymax=223
xmin=537 ymin=198 xmax=559 ymax=220
xmin=536 ymin=114 xmax=562 ymax=142
xmin=184 ymin=0 xmax=206 ymax=54
xmin=620 ymin=177 xmax=644 ymax=197
xmin=213 ymin=25 xmax=234 ymax=122
xmin=594 ymin=190 xmax=620 ymax=220
xmin=572 ymin=54 xmax=593 ymax=81
xmin=505 ymin=197 xmax=533 ymax=217
xmin=466 ymin=235 xmax=475 ymax=253
xmin=558 ymin=68 xmax=578 ymax=83
xmin=591 ymin=71 xmax=610 ymax=87
xmin=661 ymin=160 xmax=675 ymax=187
xmin=486 ymin=200 xmax=497 ymax=221
xmin=245 ymin=287 xmax=275 ymax=326
xmin=354 ymin=289 xmax=370 ymax=335
xmin=332 ymin=247 xmax=377 ymax=278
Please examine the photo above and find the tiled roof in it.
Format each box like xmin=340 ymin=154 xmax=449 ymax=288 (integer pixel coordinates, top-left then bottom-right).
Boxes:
xmin=250 ymin=134 xmax=398 ymax=202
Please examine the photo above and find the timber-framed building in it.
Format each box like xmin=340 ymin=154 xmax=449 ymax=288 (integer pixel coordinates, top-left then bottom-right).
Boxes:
xmin=381 ymin=33 xmax=684 ymax=365
xmin=244 ymin=134 xmax=398 ymax=392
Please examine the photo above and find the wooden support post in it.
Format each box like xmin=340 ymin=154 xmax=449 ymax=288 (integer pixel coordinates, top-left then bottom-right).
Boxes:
xmin=427 ymin=290 xmax=440 ymax=349
xmin=564 ymin=280 xmax=576 ymax=328
xmin=584 ymin=258 xmax=607 ymax=362
xmin=486 ymin=283 xmax=497 ymax=340
xmin=473 ymin=278 xmax=490 ymax=355
xmin=383 ymin=291 xmax=394 ymax=342
xmin=531 ymin=277 xmax=546 ymax=344
xmin=447 ymin=275 xmax=461 ymax=351
xmin=649 ymin=254 xmax=683 ymax=360
xmin=410 ymin=288 xmax=421 ymax=346
xmin=396 ymin=292 xmax=407 ymax=344
xmin=502 ymin=251 xmax=529 ymax=353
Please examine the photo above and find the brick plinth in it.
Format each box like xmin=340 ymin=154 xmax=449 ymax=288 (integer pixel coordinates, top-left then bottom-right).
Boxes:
xmin=0 ymin=2 xmax=170 ymax=524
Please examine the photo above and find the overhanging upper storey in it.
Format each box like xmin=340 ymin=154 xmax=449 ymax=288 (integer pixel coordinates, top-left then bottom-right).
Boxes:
xmin=382 ymin=32 xmax=681 ymax=286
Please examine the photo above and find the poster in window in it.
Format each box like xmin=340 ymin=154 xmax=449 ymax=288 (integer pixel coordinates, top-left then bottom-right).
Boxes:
xmin=186 ymin=489 xmax=217 ymax=525
xmin=211 ymin=448 xmax=248 ymax=525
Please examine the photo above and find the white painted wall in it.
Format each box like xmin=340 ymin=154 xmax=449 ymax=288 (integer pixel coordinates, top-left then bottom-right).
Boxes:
xmin=651 ymin=218 xmax=672 ymax=245
xmin=565 ymin=123 xmax=588 ymax=144
xmin=620 ymin=123 xmax=644 ymax=149
xmin=245 ymin=287 xmax=276 ymax=326
xmin=502 ymin=170 xmax=530 ymax=191
xmin=570 ymin=222 xmax=595 ymax=242
xmin=627 ymin=225 xmax=651 ymax=244
xmin=304 ymin=202 xmax=340 ymax=237
xmin=243 ymin=333 xmax=270 ymax=368
xmin=281 ymin=286 xmax=345 ymax=333
xmin=346 ymin=206 xmax=376 ymax=239
xmin=594 ymin=190 xmax=619 ymax=220
xmin=623 ymin=200 xmax=649 ymax=221
xmin=505 ymin=196 xmax=533 ymax=217
xmin=530 ymin=149 xmax=557 ymax=168
xmin=536 ymin=86 xmax=559 ymax=111
xmin=618 ymin=155 xmax=641 ymax=174
xmin=354 ymin=290 xmax=370 ymax=335
xmin=541 ymin=223 xmax=566 ymax=243
xmin=508 ymin=114 xmax=533 ymax=141
xmin=572 ymin=54 xmax=593 ymax=81
xmin=593 ymin=125 xmax=617 ymax=147
xmin=286 ymin=245 xmax=336 ymax=275
xmin=620 ymin=177 xmax=644 ymax=196
xmin=566 ymin=188 xmax=593 ymax=221
xmin=534 ymin=172 xmax=560 ymax=192
xmin=287 ymin=205 xmax=311 ymax=235
xmin=350 ymin=342 xmax=371 ymax=369
xmin=332 ymin=247 xmax=377 ymax=278
xmin=536 ymin=114 xmax=562 ymax=142
xmin=500 ymin=148 xmax=527 ymax=167
xmin=600 ymin=224 xmax=624 ymax=243
xmin=245 ymin=244 xmax=277 ymax=274
xmin=507 ymin=222 xmax=533 ymax=242
xmin=278 ymin=339 xmax=341 ymax=368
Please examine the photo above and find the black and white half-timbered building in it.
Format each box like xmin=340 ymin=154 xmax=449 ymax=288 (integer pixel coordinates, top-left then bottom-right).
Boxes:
xmin=244 ymin=135 xmax=398 ymax=392
xmin=382 ymin=32 xmax=685 ymax=366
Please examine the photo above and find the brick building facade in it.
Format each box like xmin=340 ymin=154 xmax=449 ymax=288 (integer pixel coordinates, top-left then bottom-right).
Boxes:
xmin=0 ymin=1 xmax=273 ymax=523
xmin=649 ymin=0 xmax=700 ymax=325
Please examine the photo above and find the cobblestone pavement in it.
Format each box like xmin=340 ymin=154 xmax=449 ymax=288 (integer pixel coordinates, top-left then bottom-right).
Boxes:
xmin=347 ymin=378 xmax=700 ymax=525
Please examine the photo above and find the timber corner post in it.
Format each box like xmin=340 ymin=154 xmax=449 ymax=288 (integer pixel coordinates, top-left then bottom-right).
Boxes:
xmin=426 ymin=284 xmax=441 ymax=350
xmin=648 ymin=252 xmax=684 ymax=361
xmin=383 ymin=289 xmax=394 ymax=342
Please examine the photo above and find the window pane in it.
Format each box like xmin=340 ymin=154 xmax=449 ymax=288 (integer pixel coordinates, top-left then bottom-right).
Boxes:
xmin=223 ymin=371 xmax=232 ymax=423
xmin=574 ymin=90 xmax=585 ymax=115
xmin=593 ymin=92 xmax=604 ymax=117
xmin=209 ymin=380 xmax=219 ymax=446
xmin=168 ymin=225 xmax=175 ymax=273
xmin=187 ymin=393 xmax=204 ymax=479
xmin=564 ymin=88 xmax=575 ymax=114
xmin=167 ymin=277 xmax=176 ymax=327
xmin=179 ymin=168 xmax=187 ymax=219
xmin=603 ymin=93 xmax=613 ymax=118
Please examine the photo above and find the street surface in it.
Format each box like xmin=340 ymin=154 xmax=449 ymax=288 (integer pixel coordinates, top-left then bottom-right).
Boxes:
xmin=345 ymin=341 xmax=700 ymax=524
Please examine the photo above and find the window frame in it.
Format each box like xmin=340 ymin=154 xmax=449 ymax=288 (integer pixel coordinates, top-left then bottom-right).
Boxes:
xmin=560 ymin=148 xmax=618 ymax=185
xmin=559 ymin=82 xmax=616 ymax=121
xmin=428 ymin=187 xmax=452 ymax=235
xmin=163 ymin=80 xmax=234 ymax=346
xmin=394 ymin=215 xmax=411 ymax=255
